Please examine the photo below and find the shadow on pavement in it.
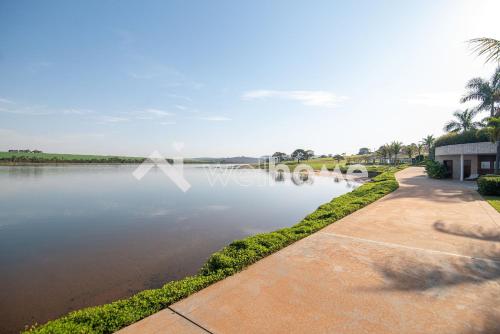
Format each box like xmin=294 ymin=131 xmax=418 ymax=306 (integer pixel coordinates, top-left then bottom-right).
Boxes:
xmin=371 ymin=220 xmax=500 ymax=333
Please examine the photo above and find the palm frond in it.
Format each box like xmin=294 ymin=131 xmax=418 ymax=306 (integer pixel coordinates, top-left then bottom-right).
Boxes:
xmin=444 ymin=121 xmax=460 ymax=132
xmin=468 ymin=38 xmax=500 ymax=64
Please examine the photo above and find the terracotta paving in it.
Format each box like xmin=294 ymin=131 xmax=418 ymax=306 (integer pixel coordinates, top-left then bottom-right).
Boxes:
xmin=117 ymin=167 xmax=500 ymax=334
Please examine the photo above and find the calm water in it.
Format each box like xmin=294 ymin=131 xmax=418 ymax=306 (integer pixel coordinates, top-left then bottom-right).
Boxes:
xmin=0 ymin=165 xmax=356 ymax=333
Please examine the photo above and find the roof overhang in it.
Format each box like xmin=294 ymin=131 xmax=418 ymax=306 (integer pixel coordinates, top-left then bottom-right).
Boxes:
xmin=435 ymin=142 xmax=496 ymax=156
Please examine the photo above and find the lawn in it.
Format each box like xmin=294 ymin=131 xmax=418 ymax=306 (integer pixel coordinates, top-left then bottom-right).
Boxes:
xmin=483 ymin=196 xmax=500 ymax=213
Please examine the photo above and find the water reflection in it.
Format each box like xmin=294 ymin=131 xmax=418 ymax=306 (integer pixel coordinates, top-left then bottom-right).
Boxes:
xmin=0 ymin=165 xmax=357 ymax=334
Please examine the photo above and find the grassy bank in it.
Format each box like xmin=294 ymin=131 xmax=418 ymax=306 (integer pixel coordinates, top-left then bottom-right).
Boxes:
xmin=0 ymin=151 xmax=214 ymax=165
xmin=25 ymin=166 xmax=404 ymax=334
xmin=262 ymin=158 xmax=395 ymax=175
xmin=0 ymin=152 xmax=145 ymax=164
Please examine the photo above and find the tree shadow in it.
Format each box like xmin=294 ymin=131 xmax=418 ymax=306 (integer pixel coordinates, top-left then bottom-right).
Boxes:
xmin=371 ymin=221 xmax=500 ymax=333
xmin=434 ymin=221 xmax=500 ymax=242
xmin=377 ymin=256 xmax=500 ymax=291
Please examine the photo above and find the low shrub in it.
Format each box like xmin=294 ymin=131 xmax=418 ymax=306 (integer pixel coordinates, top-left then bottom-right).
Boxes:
xmin=425 ymin=160 xmax=449 ymax=179
xmin=25 ymin=167 xmax=403 ymax=334
xmin=478 ymin=175 xmax=500 ymax=195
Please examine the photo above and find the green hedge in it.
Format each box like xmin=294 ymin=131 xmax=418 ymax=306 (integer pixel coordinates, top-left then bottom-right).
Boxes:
xmin=425 ymin=160 xmax=449 ymax=179
xmin=25 ymin=167 xmax=403 ymax=334
xmin=478 ymin=175 xmax=500 ymax=195
xmin=434 ymin=129 xmax=490 ymax=148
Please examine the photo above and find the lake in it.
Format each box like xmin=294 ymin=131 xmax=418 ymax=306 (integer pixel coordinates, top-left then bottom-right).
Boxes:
xmin=0 ymin=164 xmax=357 ymax=333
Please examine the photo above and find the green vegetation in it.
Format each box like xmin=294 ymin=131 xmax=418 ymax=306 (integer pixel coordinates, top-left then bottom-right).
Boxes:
xmin=443 ymin=109 xmax=482 ymax=133
xmin=434 ymin=129 xmax=490 ymax=147
xmin=278 ymin=158 xmax=392 ymax=176
xmin=25 ymin=167 xmax=404 ymax=334
xmin=460 ymin=65 xmax=499 ymax=117
xmin=477 ymin=175 xmax=500 ymax=195
xmin=483 ymin=195 xmax=500 ymax=212
xmin=0 ymin=151 xmax=146 ymax=164
xmin=425 ymin=160 xmax=449 ymax=179
xmin=485 ymin=117 xmax=500 ymax=174
xmin=0 ymin=151 xmax=215 ymax=164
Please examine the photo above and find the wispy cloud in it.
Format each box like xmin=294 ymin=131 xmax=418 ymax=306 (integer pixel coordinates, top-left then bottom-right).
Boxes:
xmin=27 ymin=61 xmax=53 ymax=73
xmin=197 ymin=116 xmax=231 ymax=121
xmin=128 ymin=64 xmax=203 ymax=89
xmin=160 ymin=121 xmax=177 ymax=125
xmin=166 ymin=94 xmax=193 ymax=102
xmin=132 ymin=108 xmax=174 ymax=120
xmin=175 ymin=104 xmax=188 ymax=111
xmin=242 ymin=90 xmax=348 ymax=108
xmin=0 ymin=105 xmax=53 ymax=115
xmin=96 ymin=115 xmax=130 ymax=123
xmin=62 ymin=108 xmax=94 ymax=115
xmin=0 ymin=97 xmax=15 ymax=104
xmin=0 ymin=99 xmax=96 ymax=116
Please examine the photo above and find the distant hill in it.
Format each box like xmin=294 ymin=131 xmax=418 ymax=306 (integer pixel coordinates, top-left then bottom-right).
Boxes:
xmin=191 ymin=156 xmax=260 ymax=164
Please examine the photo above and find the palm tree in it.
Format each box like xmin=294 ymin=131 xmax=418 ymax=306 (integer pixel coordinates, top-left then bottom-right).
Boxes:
xmin=416 ymin=143 xmax=424 ymax=158
xmin=468 ymin=37 xmax=500 ymax=64
xmin=421 ymin=135 xmax=435 ymax=153
xmin=443 ymin=109 xmax=482 ymax=133
xmin=384 ymin=144 xmax=393 ymax=163
xmin=486 ymin=117 xmax=500 ymax=174
xmin=405 ymin=144 xmax=417 ymax=161
xmin=460 ymin=66 xmax=500 ymax=117
xmin=390 ymin=141 xmax=403 ymax=165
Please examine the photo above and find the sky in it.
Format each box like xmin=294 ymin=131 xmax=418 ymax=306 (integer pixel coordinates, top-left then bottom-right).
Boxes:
xmin=0 ymin=0 xmax=499 ymax=158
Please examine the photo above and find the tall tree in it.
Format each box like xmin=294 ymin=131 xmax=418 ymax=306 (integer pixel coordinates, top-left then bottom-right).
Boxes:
xmin=469 ymin=37 xmax=500 ymax=64
xmin=486 ymin=117 xmax=500 ymax=174
xmin=384 ymin=144 xmax=393 ymax=161
xmin=333 ymin=154 xmax=344 ymax=163
xmin=272 ymin=152 xmax=287 ymax=162
xmin=291 ymin=149 xmax=306 ymax=162
xmin=390 ymin=141 xmax=403 ymax=165
xmin=443 ymin=109 xmax=482 ymax=133
xmin=405 ymin=144 xmax=417 ymax=160
xmin=358 ymin=147 xmax=371 ymax=155
xmin=416 ymin=143 xmax=424 ymax=157
xmin=422 ymin=135 xmax=435 ymax=153
xmin=376 ymin=145 xmax=388 ymax=159
xmin=460 ymin=66 xmax=500 ymax=117
xmin=305 ymin=150 xmax=315 ymax=160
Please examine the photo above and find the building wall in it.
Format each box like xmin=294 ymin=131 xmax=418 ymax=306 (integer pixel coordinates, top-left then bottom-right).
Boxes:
xmin=435 ymin=154 xmax=478 ymax=179
xmin=435 ymin=142 xmax=496 ymax=155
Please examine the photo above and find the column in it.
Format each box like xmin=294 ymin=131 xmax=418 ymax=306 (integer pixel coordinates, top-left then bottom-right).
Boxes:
xmin=460 ymin=154 xmax=464 ymax=181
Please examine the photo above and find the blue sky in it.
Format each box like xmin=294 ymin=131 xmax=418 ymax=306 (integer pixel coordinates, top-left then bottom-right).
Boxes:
xmin=0 ymin=0 xmax=499 ymax=157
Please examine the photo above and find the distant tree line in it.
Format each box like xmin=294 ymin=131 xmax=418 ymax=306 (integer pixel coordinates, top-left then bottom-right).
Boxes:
xmin=8 ymin=149 xmax=43 ymax=153
xmin=272 ymin=149 xmax=315 ymax=162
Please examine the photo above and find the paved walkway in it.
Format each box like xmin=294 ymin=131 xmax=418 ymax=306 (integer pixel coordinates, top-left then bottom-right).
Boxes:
xmin=117 ymin=167 xmax=500 ymax=334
